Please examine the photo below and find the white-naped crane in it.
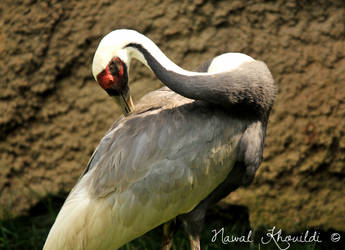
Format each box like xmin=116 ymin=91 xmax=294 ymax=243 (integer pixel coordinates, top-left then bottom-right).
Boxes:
xmin=44 ymin=29 xmax=276 ymax=250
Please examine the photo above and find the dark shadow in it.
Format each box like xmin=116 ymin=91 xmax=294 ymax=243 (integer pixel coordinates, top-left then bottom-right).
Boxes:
xmin=0 ymin=192 xmax=67 ymax=250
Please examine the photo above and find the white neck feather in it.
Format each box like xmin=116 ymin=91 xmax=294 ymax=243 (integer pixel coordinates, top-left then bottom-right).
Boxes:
xmin=126 ymin=35 xmax=194 ymax=76
xmin=92 ymin=29 xmax=255 ymax=79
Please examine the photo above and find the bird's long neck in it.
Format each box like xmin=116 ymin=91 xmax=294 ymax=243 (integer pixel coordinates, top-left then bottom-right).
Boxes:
xmin=125 ymin=37 xmax=275 ymax=116
xmin=126 ymin=40 xmax=219 ymax=96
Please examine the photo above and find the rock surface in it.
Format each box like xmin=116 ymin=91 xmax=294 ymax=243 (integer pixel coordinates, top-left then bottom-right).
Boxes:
xmin=1 ymin=0 xmax=344 ymax=232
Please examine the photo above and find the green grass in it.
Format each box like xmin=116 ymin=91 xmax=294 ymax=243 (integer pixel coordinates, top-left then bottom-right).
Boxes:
xmin=0 ymin=193 xmax=65 ymax=250
xmin=0 ymin=194 xmax=344 ymax=250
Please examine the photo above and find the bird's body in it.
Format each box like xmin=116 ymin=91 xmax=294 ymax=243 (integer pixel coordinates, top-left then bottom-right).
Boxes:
xmin=44 ymin=29 xmax=276 ymax=250
xmin=46 ymin=87 xmax=246 ymax=249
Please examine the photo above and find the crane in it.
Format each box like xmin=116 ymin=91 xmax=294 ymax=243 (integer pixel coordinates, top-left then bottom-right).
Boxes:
xmin=44 ymin=29 xmax=276 ymax=250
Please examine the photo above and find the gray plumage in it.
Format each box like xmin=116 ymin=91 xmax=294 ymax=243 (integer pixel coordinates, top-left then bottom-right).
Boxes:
xmin=128 ymin=43 xmax=276 ymax=117
xmin=44 ymin=29 xmax=276 ymax=250
xmin=81 ymin=59 xmax=275 ymax=248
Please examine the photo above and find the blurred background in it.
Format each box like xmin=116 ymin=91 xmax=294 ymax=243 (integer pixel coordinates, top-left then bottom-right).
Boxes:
xmin=0 ymin=0 xmax=344 ymax=249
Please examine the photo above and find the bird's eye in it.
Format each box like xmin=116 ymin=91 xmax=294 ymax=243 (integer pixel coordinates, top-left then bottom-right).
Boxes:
xmin=109 ymin=58 xmax=124 ymax=78
xmin=109 ymin=60 xmax=119 ymax=76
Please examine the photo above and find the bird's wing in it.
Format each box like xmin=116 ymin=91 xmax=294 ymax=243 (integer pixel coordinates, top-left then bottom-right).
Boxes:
xmin=86 ymin=89 xmax=244 ymax=216
xmin=83 ymin=87 xmax=177 ymax=176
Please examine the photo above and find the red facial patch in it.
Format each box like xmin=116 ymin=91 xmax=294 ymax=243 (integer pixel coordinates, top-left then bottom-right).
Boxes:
xmin=97 ymin=57 xmax=125 ymax=90
xmin=97 ymin=68 xmax=115 ymax=89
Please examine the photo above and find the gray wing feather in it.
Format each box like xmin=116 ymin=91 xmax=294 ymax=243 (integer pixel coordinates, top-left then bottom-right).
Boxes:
xmin=82 ymin=89 xmax=248 ymax=216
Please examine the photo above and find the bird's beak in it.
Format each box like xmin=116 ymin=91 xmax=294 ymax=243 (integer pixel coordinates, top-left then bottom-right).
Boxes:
xmin=113 ymin=91 xmax=134 ymax=116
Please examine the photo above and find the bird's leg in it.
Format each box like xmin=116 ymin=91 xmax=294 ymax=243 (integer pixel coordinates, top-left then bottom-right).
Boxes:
xmin=161 ymin=219 xmax=177 ymax=250
xmin=188 ymin=234 xmax=201 ymax=250
xmin=179 ymin=206 xmax=206 ymax=250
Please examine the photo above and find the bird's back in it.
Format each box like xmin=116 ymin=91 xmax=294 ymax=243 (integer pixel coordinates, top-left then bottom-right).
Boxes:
xmin=44 ymin=87 xmax=253 ymax=250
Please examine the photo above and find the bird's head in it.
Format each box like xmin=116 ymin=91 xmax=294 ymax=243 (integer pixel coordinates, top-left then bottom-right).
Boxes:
xmin=92 ymin=30 xmax=143 ymax=116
